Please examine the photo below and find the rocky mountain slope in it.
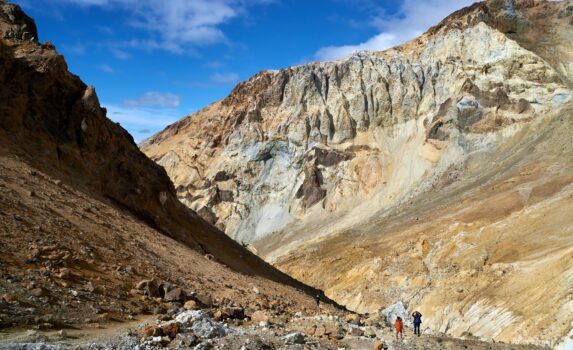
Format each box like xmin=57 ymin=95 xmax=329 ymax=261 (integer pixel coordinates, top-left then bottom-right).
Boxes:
xmin=0 ymin=0 xmax=336 ymax=335
xmin=142 ymin=0 xmax=573 ymax=347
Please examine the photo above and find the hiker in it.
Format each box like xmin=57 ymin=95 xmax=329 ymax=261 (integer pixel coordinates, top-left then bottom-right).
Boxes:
xmin=412 ymin=311 xmax=422 ymax=336
xmin=395 ymin=316 xmax=404 ymax=339
xmin=315 ymin=294 xmax=320 ymax=309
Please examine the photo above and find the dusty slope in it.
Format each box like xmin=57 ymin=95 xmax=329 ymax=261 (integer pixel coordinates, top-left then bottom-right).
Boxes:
xmin=0 ymin=0 xmax=326 ymax=293
xmin=273 ymin=109 xmax=573 ymax=347
xmin=141 ymin=0 xmax=573 ymax=346
xmin=0 ymin=0 xmax=336 ymax=332
xmin=0 ymin=152 xmax=332 ymax=329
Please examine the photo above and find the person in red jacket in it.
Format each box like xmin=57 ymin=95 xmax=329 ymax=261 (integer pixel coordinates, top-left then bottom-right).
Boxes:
xmin=395 ymin=316 xmax=404 ymax=340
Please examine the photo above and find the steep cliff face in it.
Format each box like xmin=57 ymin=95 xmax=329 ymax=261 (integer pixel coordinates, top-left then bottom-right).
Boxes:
xmin=142 ymin=0 xmax=573 ymax=345
xmin=142 ymin=0 xmax=571 ymax=243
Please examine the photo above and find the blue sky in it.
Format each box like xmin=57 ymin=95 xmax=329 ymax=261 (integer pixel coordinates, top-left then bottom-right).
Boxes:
xmin=16 ymin=0 xmax=474 ymax=142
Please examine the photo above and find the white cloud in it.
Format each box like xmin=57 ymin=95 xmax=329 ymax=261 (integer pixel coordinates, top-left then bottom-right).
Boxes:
xmin=316 ymin=33 xmax=401 ymax=62
xmin=53 ymin=0 xmax=273 ymax=54
xmin=97 ymin=64 xmax=115 ymax=73
xmin=104 ymin=104 xmax=184 ymax=143
xmin=122 ymin=92 xmax=181 ymax=108
xmin=210 ymin=72 xmax=240 ymax=84
xmin=109 ymin=46 xmax=131 ymax=60
xmin=314 ymin=0 xmax=476 ymax=61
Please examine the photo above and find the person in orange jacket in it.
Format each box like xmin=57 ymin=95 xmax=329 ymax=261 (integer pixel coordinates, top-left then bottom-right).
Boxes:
xmin=395 ymin=316 xmax=404 ymax=340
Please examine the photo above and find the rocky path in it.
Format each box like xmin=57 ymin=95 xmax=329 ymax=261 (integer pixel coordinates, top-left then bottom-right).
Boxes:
xmin=0 ymin=308 xmax=548 ymax=350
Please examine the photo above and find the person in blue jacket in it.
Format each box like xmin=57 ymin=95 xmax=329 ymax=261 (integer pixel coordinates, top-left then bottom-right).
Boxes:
xmin=412 ymin=311 xmax=422 ymax=336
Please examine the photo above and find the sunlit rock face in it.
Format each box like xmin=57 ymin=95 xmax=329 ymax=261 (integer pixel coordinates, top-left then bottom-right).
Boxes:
xmin=142 ymin=0 xmax=573 ymax=346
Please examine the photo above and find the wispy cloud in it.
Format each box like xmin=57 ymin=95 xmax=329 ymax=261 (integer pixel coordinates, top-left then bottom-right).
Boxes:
xmin=53 ymin=0 xmax=274 ymax=54
xmin=109 ymin=46 xmax=131 ymax=60
xmin=122 ymin=92 xmax=181 ymax=108
xmin=95 ymin=25 xmax=114 ymax=35
xmin=104 ymin=104 xmax=184 ymax=143
xmin=61 ymin=43 xmax=87 ymax=55
xmin=97 ymin=64 xmax=115 ymax=73
xmin=315 ymin=0 xmax=475 ymax=61
xmin=210 ymin=72 xmax=240 ymax=84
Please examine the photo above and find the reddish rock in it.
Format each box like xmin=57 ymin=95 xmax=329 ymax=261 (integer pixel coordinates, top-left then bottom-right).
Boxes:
xmin=141 ymin=325 xmax=163 ymax=338
xmin=1 ymin=294 xmax=17 ymax=303
xmin=161 ymin=322 xmax=181 ymax=338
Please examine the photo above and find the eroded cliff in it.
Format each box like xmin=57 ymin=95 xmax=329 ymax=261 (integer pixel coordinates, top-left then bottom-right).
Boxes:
xmin=142 ymin=0 xmax=573 ymax=346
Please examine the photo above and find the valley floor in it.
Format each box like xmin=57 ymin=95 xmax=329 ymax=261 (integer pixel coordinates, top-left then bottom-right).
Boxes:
xmin=0 ymin=309 xmax=549 ymax=350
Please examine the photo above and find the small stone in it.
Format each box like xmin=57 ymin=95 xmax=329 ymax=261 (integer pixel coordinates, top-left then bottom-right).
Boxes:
xmin=250 ymin=310 xmax=270 ymax=323
xmin=164 ymin=287 xmax=185 ymax=302
xmin=141 ymin=325 xmax=163 ymax=338
xmin=314 ymin=324 xmax=326 ymax=337
xmin=98 ymin=313 xmax=112 ymax=322
xmin=284 ymin=332 xmax=305 ymax=344
xmin=373 ymin=340 xmax=385 ymax=350
xmin=153 ymin=306 xmax=167 ymax=315
xmin=348 ymin=327 xmax=364 ymax=337
xmin=30 ymin=288 xmax=47 ymax=297
xmin=344 ymin=313 xmax=361 ymax=325
xmin=195 ymin=293 xmax=212 ymax=307
xmin=305 ymin=325 xmax=316 ymax=336
xmin=135 ymin=279 xmax=161 ymax=298
xmin=25 ymin=330 xmax=38 ymax=337
xmin=183 ymin=300 xmax=199 ymax=310
xmin=1 ymin=294 xmax=17 ymax=303
xmin=364 ymin=327 xmax=377 ymax=338
xmin=56 ymin=268 xmax=71 ymax=279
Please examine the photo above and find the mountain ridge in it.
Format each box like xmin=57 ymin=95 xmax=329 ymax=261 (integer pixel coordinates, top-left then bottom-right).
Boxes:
xmin=141 ymin=0 xmax=573 ymax=345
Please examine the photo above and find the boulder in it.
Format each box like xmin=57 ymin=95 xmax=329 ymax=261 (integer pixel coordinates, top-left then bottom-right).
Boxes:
xmin=373 ymin=340 xmax=386 ymax=350
xmin=314 ymin=324 xmax=326 ymax=337
xmin=217 ymin=306 xmax=245 ymax=320
xmin=164 ymin=288 xmax=186 ymax=302
xmin=344 ymin=313 xmax=361 ymax=325
xmin=141 ymin=325 xmax=163 ymax=338
xmin=283 ymin=332 xmax=305 ymax=344
xmin=1 ymin=294 xmax=16 ymax=303
xmin=175 ymin=310 xmax=230 ymax=338
xmin=30 ymin=288 xmax=48 ymax=297
xmin=194 ymin=293 xmax=212 ymax=307
xmin=348 ymin=327 xmax=364 ymax=337
xmin=135 ymin=279 xmax=161 ymax=298
xmin=161 ymin=322 xmax=181 ymax=338
xmin=381 ymin=301 xmax=412 ymax=328
xmin=364 ymin=327 xmax=377 ymax=338
xmin=250 ymin=310 xmax=270 ymax=323
xmin=304 ymin=325 xmax=316 ymax=336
